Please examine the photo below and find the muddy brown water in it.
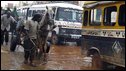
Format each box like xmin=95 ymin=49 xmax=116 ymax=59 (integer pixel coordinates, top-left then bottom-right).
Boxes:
xmin=1 ymin=35 xmax=100 ymax=70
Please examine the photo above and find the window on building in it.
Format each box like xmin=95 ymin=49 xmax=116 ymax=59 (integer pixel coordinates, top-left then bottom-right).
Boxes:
xmin=118 ymin=4 xmax=125 ymax=26
xmin=83 ymin=10 xmax=88 ymax=26
xmin=103 ymin=6 xmax=117 ymax=26
xmin=89 ymin=8 xmax=102 ymax=26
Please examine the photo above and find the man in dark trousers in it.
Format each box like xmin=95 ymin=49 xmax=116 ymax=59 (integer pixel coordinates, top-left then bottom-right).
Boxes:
xmin=22 ymin=14 xmax=42 ymax=67
xmin=10 ymin=17 xmax=24 ymax=52
xmin=1 ymin=11 xmax=17 ymax=46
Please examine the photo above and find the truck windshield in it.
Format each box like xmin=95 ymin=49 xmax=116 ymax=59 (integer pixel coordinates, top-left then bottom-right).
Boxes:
xmin=56 ymin=7 xmax=82 ymax=23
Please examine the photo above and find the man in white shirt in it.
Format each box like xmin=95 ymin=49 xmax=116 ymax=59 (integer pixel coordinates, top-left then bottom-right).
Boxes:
xmin=1 ymin=11 xmax=17 ymax=45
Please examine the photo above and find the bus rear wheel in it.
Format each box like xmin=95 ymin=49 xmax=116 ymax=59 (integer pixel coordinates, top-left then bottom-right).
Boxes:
xmin=87 ymin=50 xmax=102 ymax=70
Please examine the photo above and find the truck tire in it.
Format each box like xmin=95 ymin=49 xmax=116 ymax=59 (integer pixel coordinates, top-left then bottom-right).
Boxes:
xmin=51 ymin=33 xmax=58 ymax=45
xmin=76 ymin=41 xmax=80 ymax=46
xmin=87 ymin=49 xmax=102 ymax=69
xmin=76 ymin=37 xmax=82 ymax=46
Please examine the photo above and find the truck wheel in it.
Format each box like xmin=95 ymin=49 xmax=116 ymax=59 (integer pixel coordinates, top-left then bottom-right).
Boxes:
xmin=87 ymin=50 xmax=102 ymax=69
xmin=76 ymin=41 xmax=80 ymax=46
xmin=76 ymin=37 xmax=82 ymax=46
xmin=51 ymin=34 xmax=58 ymax=45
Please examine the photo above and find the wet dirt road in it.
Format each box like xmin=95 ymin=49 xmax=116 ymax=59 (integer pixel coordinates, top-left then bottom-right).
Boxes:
xmin=1 ymin=34 xmax=100 ymax=70
xmin=1 ymin=41 xmax=100 ymax=70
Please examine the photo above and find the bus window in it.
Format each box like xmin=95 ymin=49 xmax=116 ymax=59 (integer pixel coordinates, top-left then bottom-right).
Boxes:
xmin=24 ymin=9 xmax=27 ymax=16
xmin=104 ymin=6 xmax=117 ymax=26
xmin=76 ymin=11 xmax=82 ymax=23
xmin=37 ymin=10 xmax=40 ymax=13
xmin=22 ymin=9 xmax=24 ymax=16
xmin=73 ymin=11 xmax=76 ymax=21
xmin=17 ymin=10 xmax=22 ymax=17
xmin=22 ymin=9 xmax=27 ymax=20
xmin=118 ymin=4 xmax=125 ymax=26
xmin=36 ymin=10 xmax=44 ymax=14
xmin=90 ymin=8 xmax=102 ymax=26
xmin=83 ymin=11 xmax=88 ymax=26
xmin=111 ymin=12 xmax=117 ymax=22
xmin=20 ymin=9 xmax=23 ymax=16
xmin=22 ymin=9 xmax=25 ymax=16
xmin=28 ymin=10 xmax=32 ymax=17
xmin=32 ymin=10 xmax=37 ymax=16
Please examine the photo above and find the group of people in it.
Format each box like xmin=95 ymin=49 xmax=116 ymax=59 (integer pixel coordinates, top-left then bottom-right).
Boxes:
xmin=1 ymin=6 xmax=55 ymax=67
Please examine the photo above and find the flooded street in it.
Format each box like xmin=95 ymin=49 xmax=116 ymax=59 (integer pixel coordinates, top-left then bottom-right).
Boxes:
xmin=1 ymin=34 xmax=100 ymax=70
xmin=1 ymin=1 xmax=125 ymax=70
xmin=1 ymin=39 xmax=99 ymax=70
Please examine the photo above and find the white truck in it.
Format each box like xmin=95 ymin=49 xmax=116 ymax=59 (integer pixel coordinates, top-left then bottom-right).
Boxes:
xmin=17 ymin=3 xmax=83 ymax=45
